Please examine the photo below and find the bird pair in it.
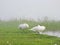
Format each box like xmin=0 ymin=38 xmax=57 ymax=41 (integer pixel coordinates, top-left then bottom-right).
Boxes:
xmin=18 ymin=23 xmax=46 ymax=34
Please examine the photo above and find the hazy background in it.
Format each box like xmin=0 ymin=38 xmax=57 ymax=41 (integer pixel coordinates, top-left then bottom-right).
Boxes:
xmin=0 ymin=0 xmax=60 ymax=21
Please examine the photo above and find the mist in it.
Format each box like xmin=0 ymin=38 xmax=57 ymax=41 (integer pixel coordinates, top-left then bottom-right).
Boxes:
xmin=0 ymin=0 xmax=60 ymax=21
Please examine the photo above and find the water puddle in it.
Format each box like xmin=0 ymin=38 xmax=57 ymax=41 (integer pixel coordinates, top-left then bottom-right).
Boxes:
xmin=42 ymin=31 xmax=60 ymax=37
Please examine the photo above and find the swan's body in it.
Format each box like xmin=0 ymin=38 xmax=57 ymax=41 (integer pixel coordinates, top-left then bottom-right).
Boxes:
xmin=30 ymin=25 xmax=46 ymax=34
xmin=18 ymin=23 xmax=29 ymax=29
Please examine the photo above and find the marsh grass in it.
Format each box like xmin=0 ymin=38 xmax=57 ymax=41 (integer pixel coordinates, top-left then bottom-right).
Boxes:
xmin=0 ymin=20 xmax=60 ymax=45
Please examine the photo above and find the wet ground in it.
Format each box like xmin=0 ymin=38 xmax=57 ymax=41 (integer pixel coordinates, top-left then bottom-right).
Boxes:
xmin=42 ymin=31 xmax=60 ymax=37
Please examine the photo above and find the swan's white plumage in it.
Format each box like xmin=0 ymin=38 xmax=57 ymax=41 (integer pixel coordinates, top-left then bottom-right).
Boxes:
xmin=30 ymin=25 xmax=46 ymax=34
xmin=18 ymin=23 xmax=29 ymax=29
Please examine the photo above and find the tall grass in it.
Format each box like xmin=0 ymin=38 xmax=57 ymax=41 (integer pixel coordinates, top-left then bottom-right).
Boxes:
xmin=0 ymin=20 xmax=60 ymax=45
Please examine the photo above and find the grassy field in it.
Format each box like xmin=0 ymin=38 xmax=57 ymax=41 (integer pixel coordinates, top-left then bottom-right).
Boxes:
xmin=0 ymin=20 xmax=60 ymax=45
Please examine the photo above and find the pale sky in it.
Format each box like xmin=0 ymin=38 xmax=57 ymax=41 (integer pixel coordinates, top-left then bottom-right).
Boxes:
xmin=0 ymin=0 xmax=60 ymax=21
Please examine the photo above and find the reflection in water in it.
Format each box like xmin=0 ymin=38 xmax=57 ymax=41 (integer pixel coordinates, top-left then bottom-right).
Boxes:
xmin=42 ymin=31 xmax=60 ymax=37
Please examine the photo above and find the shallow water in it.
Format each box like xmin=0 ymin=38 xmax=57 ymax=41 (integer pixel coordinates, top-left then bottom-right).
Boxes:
xmin=42 ymin=31 xmax=60 ymax=37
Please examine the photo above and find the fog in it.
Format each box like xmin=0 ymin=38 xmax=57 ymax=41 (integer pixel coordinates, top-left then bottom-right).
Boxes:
xmin=0 ymin=0 xmax=60 ymax=21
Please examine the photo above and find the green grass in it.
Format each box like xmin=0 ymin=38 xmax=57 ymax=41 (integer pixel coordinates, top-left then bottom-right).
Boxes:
xmin=0 ymin=20 xmax=60 ymax=45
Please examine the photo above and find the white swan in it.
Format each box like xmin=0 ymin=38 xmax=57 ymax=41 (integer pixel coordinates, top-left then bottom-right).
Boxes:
xmin=30 ymin=25 xmax=46 ymax=34
xmin=18 ymin=23 xmax=29 ymax=29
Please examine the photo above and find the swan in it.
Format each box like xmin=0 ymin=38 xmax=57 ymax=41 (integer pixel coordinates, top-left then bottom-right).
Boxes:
xmin=30 ymin=25 xmax=46 ymax=34
xmin=18 ymin=23 xmax=29 ymax=29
